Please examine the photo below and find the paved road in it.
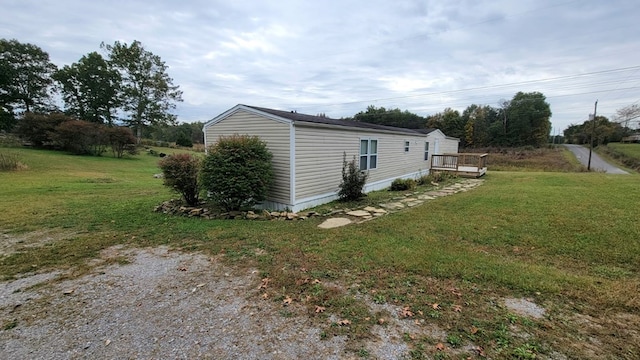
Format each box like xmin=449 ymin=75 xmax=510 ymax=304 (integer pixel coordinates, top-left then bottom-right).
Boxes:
xmin=564 ymin=144 xmax=629 ymax=174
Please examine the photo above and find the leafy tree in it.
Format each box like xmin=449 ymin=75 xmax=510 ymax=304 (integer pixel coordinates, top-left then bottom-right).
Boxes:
xmin=564 ymin=116 xmax=628 ymax=145
xmin=425 ymin=108 xmax=464 ymax=140
xmin=200 ymin=135 xmax=273 ymax=211
xmin=159 ymin=153 xmax=201 ymax=206
xmin=505 ymin=92 xmax=552 ymax=147
xmin=338 ymin=153 xmax=368 ymax=201
xmin=0 ymin=39 xmax=57 ymax=114
xmin=351 ymin=105 xmax=425 ymax=129
xmin=101 ymin=40 xmax=183 ymax=140
xmin=53 ymin=52 xmax=121 ymax=125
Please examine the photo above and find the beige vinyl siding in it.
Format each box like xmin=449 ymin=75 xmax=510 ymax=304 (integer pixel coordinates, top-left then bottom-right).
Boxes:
xmin=294 ymin=126 xmax=359 ymax=200
xmin=294 ymin=125 xmax=428 ymax=200
xmin=204 ymin=110 xmax=290 ymax=204
xmin=439 ymin=138 xmax=459 ymax=154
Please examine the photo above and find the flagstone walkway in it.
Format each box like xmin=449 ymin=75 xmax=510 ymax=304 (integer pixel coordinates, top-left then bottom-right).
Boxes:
xmin=317 ymin=179 xmax=484 ymax=229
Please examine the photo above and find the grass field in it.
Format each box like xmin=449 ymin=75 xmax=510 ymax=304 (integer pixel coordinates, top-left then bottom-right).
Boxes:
xmin=607 ymin=142 xmax=640 ymax=159
xmin=1 ymin=147 xmax=639 ymax=358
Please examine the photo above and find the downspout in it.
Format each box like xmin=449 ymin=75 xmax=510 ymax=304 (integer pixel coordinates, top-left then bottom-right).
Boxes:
xmin=289 ymin=121 xmax=296 ymax=209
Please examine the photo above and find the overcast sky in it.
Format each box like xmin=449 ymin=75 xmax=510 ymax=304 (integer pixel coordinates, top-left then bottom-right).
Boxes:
xmin=3 ymin=0 xmax=640 ymax=132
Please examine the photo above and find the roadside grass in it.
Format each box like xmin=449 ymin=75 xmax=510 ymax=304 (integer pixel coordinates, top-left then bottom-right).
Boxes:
xmin=597 ymin=142 xmax=640 ymax=172
xmin=1 ymin=148 xmax=639 ymax=358
xmin=466 ymin=146 xmax=586 ymax=172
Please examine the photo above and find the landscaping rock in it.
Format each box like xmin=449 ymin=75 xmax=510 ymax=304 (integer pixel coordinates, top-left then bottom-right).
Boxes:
xmin=318 ymin=218 xmax=352 ymax=229
xmin=346 ymin=210 xmax=371 ymax=217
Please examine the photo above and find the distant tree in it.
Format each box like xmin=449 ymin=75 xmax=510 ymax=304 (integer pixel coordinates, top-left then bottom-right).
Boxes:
xmin=425 ymin=108 xmax=464 ymax=140
xmin=505 ymin=92 xmax=552 ymax=147
xmin=564 ymin=116 xmax=628 ymax=145
xmin=101 ymin=40 xmax=183 ymax=140
xmin=53 ymin=52 xmax=121 ymax=125
xmin=352 ymin=105 xmax=425 ymax=129
xmin=0 ymin=39 xmax=57 ymax=115
xmin=614 ymin=104 xmax=640 ymax=130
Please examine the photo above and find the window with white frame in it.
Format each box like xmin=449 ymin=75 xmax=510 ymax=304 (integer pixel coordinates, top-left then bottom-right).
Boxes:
xmin=359 ymin=138 xmax=378 ymax=171
xmin=404 ymin=140 xmax=410 ymax=153
xmin=424 ymin=142 xmax=429 ymax=161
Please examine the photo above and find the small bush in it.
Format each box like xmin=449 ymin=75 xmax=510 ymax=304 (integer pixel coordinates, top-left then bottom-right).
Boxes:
xmin=338 ymin=153 xmax=368 ymax=201
xmin=175 ymin=132 xmax=193 ymax=147
xmin=52 ymin=120 xmax=108 ymax=155
xmin=107 ymin=126 xmax=137 ymax=158
xmin=158 ymin=153 xmax=202 ymax=206
xmin=0 ymin=151 xmax=24 ymax=171
xmin=200 ymin=134 xmax=274 ymax=211
xmin=390 ymin=178 xmax=416 ymax=191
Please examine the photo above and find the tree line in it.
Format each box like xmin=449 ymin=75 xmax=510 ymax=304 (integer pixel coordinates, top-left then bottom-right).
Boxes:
xmin=0 ymin=38 xmax=183 ymax=141
xmin=347 ymin=91 xmax=553 ymax=148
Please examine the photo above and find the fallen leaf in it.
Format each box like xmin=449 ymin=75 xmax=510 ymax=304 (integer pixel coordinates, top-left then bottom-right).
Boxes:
xmin=177 ymin=267 xmax=187 ymax=272
xmin=196 ymin=283 xmax=205 ymax=288
xmin=378 ymin=318 xmax=385 ymax=324
xmin=283 ymin=296 xmax=293 ymax=305
xmin=452 ymin=305 xmax=462 ymax=312
xmin=435 ymin=342 xmax=445 ymax=351
xmin=431 ymin=303 xmax=440 ymax=310
xmin=261 ymin=293 xmax=269 ymax=299
xmin=475 ymin=346 xmax=486 ymax=357
xmin=401 ymin=306 xmax=414 ymax=317
xmin=315 ymin=305 xmax=326 ymax=313
xmin=470 ymin=326 xmax=479 ymax=334
xmin=105 ymin=339 xmax=111 ymax=346
xmin=295 ymin=278 xmax=310 ymax=286
xmin=338 ymin=319 xmax=351 ymax=326
xmin=417 ymin=310 xmax=423 ymax=316
xmin=258 ymin=277 xmax=271 ymax=290
xmin=409 ymin=333 xmax=416 ymax=340
xmin=62 ymin=289 xmax=75 ymax=295
xmin=450 ymin=287 xmax=462 ymax=297
xmin=312 ymin=279 xmax=321 ymax=284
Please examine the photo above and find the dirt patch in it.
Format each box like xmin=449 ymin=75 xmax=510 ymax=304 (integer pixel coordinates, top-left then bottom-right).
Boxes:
xmin=0 ymin=246 xmax=442 ymax=359
xmin=0 ymin=229 xmax=77 ymax=257
xmin=504 ymin=297 xmax=546 ymax=319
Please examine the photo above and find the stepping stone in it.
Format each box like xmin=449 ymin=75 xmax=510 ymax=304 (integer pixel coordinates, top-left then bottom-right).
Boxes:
xmin=380 ymin=202 xmax=405 ymax=210
xmin=400 ymin=197 xmax=418 ymax=203
xmin=362 ymin=206 xmax=377 ymax=212
xmin=406 ymin=201 xmax=423 ymax=207
xmin=346 ymin=210 xmax=371 ymax=217
xmin=371 ymin=208 xmax=387 ymax=214
xmin=318 ymin=217 xmax=352 ymax=229
xmin=417 ymin=195 xmax=435 ymax=200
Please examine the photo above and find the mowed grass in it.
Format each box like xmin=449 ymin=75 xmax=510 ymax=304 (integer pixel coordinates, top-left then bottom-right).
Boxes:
xmin=607 ymin=142 xmax=640 ymax=159
xmin=1 ymin=148 xmax=639 ymax=358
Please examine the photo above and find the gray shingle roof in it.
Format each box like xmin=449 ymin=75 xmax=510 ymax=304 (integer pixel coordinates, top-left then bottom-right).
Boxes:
xmin=244 ymin=105 xmax=436 ymax=136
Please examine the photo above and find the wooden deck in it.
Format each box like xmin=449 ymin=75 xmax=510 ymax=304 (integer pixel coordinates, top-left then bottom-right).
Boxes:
xmin=430 ymin=153 xmax=488 ymax=178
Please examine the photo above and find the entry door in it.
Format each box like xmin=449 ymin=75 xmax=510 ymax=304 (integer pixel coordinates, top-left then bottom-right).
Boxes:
xmin=434 ymin=139 xmax=440 ymax=154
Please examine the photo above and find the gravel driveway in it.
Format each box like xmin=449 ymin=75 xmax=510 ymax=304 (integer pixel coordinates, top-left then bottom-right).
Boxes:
xmin=0 ymin=246 xmax=458 ymax=360
xmin=563 ymin=144 xmax=628 ymax=174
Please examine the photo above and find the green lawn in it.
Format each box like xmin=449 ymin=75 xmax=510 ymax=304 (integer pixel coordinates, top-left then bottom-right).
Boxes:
xmin=1 ymin=147 xmax=639 ymax=358
xmin=607 ymin=142 xmax=640 ymax=160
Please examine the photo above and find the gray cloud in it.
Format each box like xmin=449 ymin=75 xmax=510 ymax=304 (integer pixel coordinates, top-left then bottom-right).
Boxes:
xmin=3 ymin=0 xmax=640 ymax=131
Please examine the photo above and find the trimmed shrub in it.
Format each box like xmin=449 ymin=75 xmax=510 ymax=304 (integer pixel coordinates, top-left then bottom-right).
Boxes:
xmin=338 ymin=153 xmax=368 ymax=201
xmin=175 ymin=132 xmax=193 ymax=147
xmin=200 ymin=134 xmax=274 ymax=211
xmin=158 ymin=153 xmax=201 ymax=206
xmin=390 ymin=178 xmax=416 ymax=191
xmin=107 ymin=126 xmax=138 ymax=158
xmin=52 ymin=120 xmax=108 ymax=155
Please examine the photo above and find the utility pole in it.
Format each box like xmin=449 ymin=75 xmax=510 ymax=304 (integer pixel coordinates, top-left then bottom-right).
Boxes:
xmin=587 ymin=100 xmax=598 ymax=171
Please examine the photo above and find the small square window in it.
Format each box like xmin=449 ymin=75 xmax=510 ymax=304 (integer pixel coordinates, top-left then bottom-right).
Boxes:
xmin=404 ymin=141 xmax=410 ymax=152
